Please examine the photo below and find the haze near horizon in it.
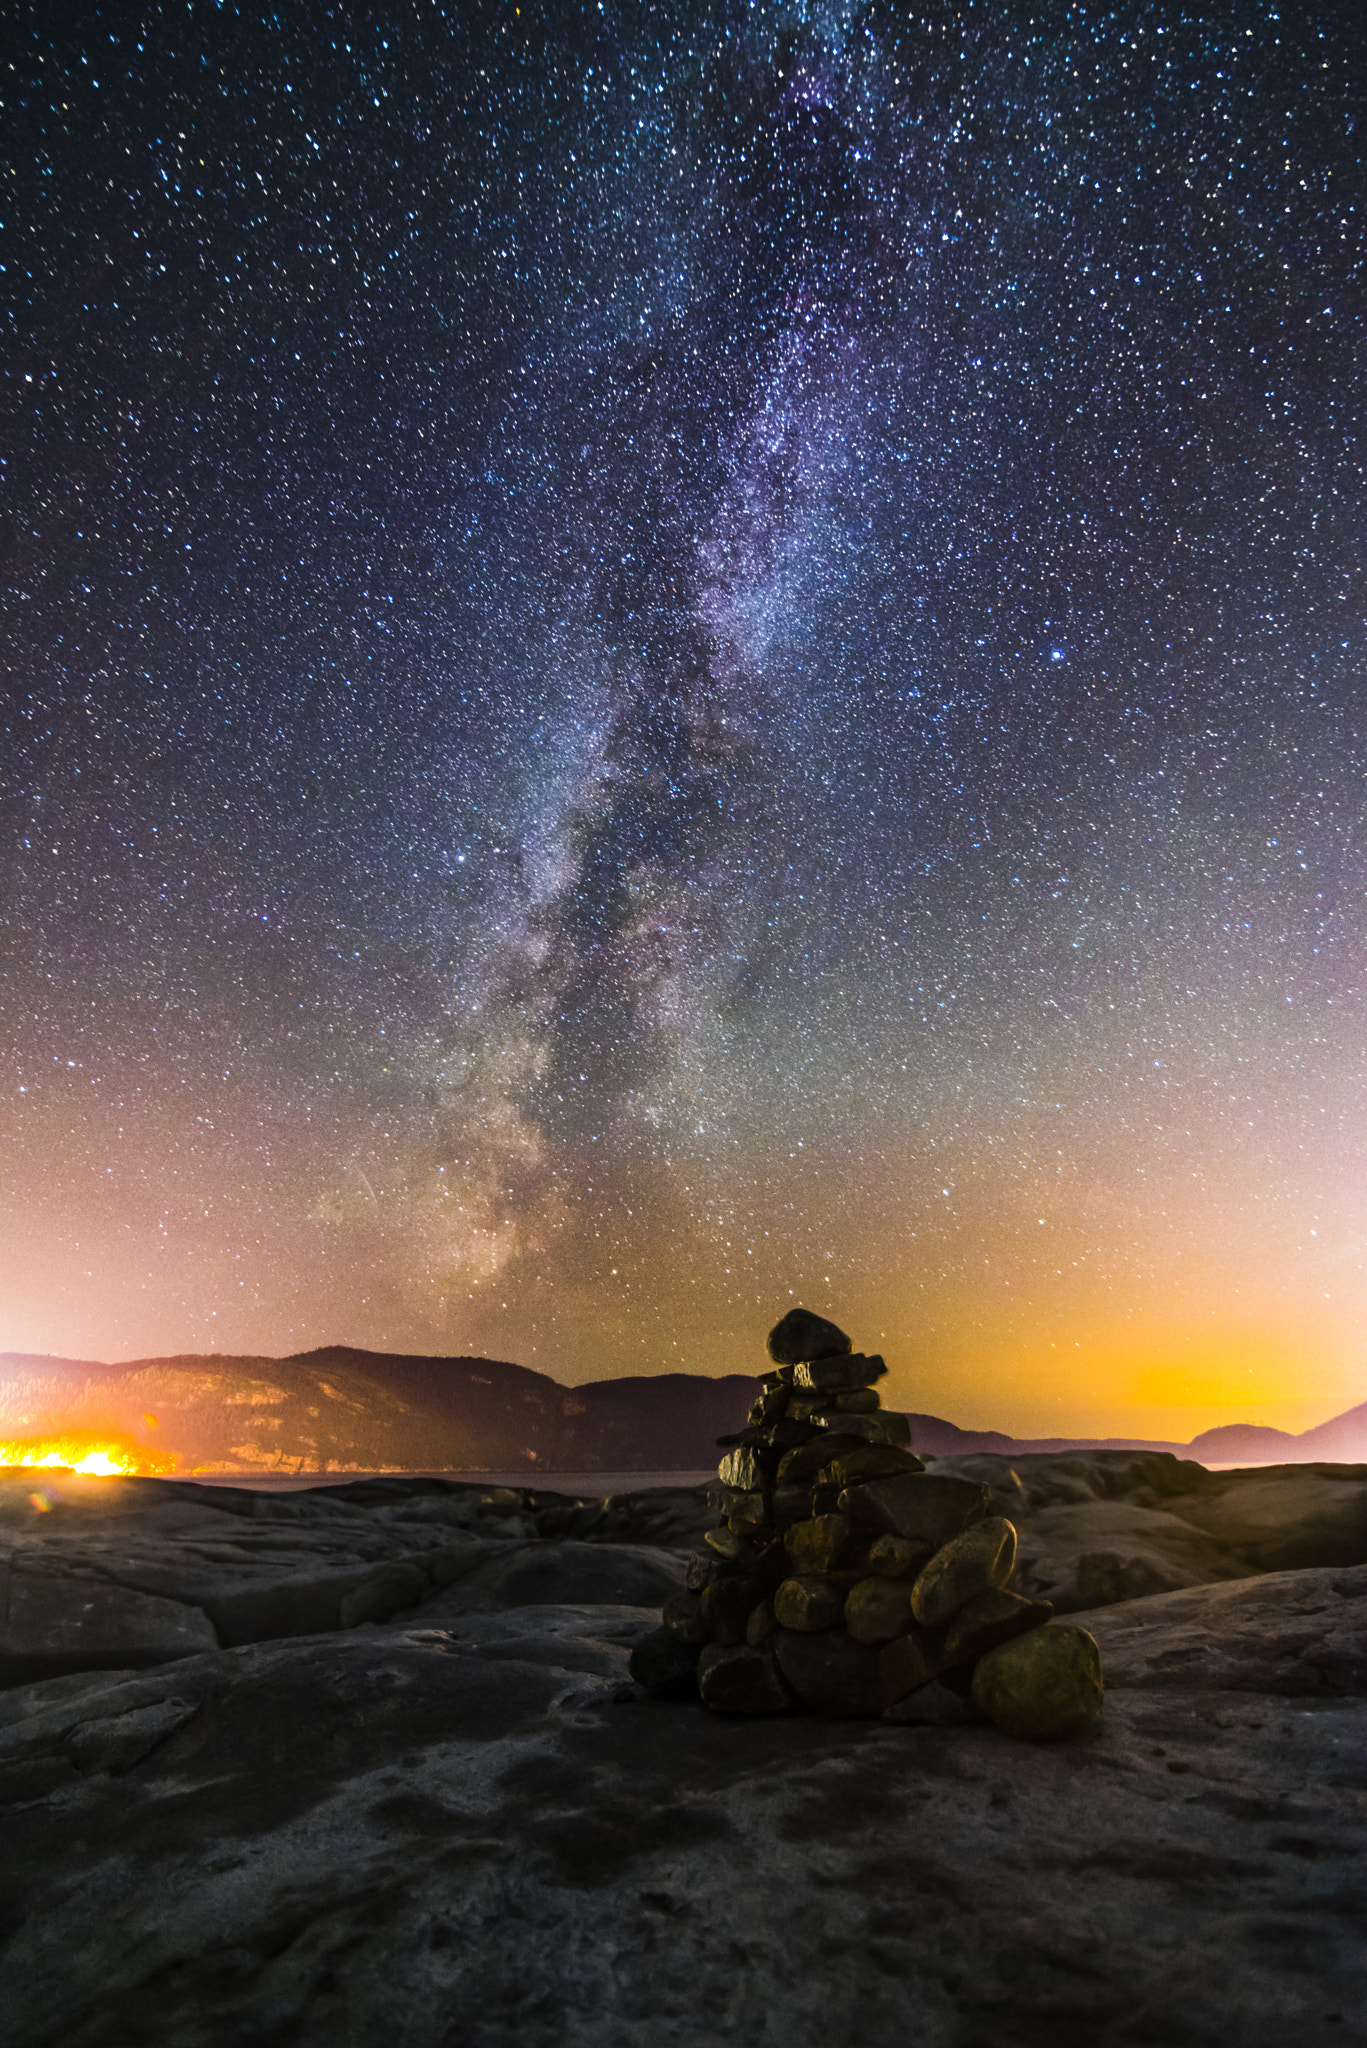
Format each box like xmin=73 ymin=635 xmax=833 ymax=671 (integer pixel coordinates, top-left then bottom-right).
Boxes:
xmin=3 ymin=5 xmax=1364 ymax=1445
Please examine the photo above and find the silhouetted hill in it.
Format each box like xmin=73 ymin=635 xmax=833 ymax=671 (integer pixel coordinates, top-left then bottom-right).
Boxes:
xmin=1186 ymin=1423 xmax=1298 ymax=1461
xmin=1 ymin=1348 xmax=1363 ymax=1472
xmin=1295 ymin=1399 xmax=1367 ymax=1462
xmin=0 ymin=1346 xmax=753 ymax=1474
xmin=911 ymin=1404 xmax=1367 ymax=1464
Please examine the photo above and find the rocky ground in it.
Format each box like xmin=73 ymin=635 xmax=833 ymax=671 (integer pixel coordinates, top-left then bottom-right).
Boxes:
xmin=1 ymin=1452 xmax=1364 ymax=2046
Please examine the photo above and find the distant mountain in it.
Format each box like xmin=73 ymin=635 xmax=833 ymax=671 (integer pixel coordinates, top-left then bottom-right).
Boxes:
xmin=1 ymin=1348 xmax=1363 ymax=1473
xmin=903 ymin=1406 xmax=1367 ymax=1465
xmin=0 ymin=1346 xmax=753 ymax=1475
xmin=1294 ymin=1399 xmax=1367 ymax=1463
xmin=907 ymin=1412 xmax=1190 ymax=1457
xmin=1185 ymin=1423 xmax=1299 ymax=1461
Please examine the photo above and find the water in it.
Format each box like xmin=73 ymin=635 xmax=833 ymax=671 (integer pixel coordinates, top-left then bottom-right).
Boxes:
xmin=180 ymin=1468 xmax=717 ymax=1495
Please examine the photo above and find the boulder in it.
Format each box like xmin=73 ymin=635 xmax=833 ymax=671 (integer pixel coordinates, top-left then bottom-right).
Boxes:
xmin=911 ymin=1517 xmax=1017 ymax=1627
xmin=832 ymin=1387 xmax=881 ymax=1413
xmin=864 ymin=1534 xmax=932 ymax=1579
xmin=791 ymin=1352 xmax=888 ymax=1393
xmin=818 ymin=1445 xmax=924 ymax=1487
xmin=840 ymin=1471 xmax=989 ymax=1546
xmin=771 ymin=1626 xmax=888 ymax=1716
xmin=844 ymin=1576 xmax=916 ymax=1646
xmin=878 ymin=1627 xmax=949 ymax=1702
xmin=836 ymin=1409 xmax=913 ymax=1447
xmin=697 ymin=1642 xmax=793 ymax=1715
xmin=883 ymin=1679 xmax=984 ymax=1727
xmin=943 ymin=1588 xmax=1053 ymax=1665
xmin=700 ymin=1577 xmax=762 ymax=1646
xmin=791 ymin=1407 xmax=912 ymax=1446
xmin=783 ymin=1513 xmax=856 ymax=1574
xmin=717 ymin=1445 xmax=765 ymax=1491
xmin=628 ymin=1626 xmax=702 ymax=1700
xmin=661 ymin=1590 xmax=708 ymax=1643
xmin=971 ymin=1623 xmax=1105 ymax=1741
xmin=745 ymin=1597 xmax=776 ymax=1645
xmin=770 ymin=1483 xmax=819 ymax=1530
xmin=789 ymin=1387 xmax=880 ymax=1419
xmin=773 ymin=1575 xmax=844 ymax=1633
xmin=776 ymin=1434 xmax=868 ymax=1484
xmin=766 ymin=1309 xmax=851 ymax=1363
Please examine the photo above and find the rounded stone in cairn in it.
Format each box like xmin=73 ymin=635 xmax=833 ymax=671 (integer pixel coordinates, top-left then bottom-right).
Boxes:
xmin=772 ymin=1627 xmax=889 ymax=1717
xmin=776 ymin=1434 xmax=868 ymax=1484
xmin=746 ymin=1597 xmax=776 ymax=1645
xmin=910 ymin=1517 xmax=1018 ymax=1628
xmin=844 ymin=1575 xmax=916 ymax=1646
xmin=830 ymin=1411 xmax=914 ymax=1448
xmin=865 ymin=1534 xmax=933 ymax=1579
xmin=701 ymin=1578 xmax=762 ymax=1646
xmin=767 ymin=1308 xmax=852 ymax=1364
xmin=839 ymin=1471 xmax=990 ymax=1546
xmin=698 ymin=1643 xmax=794 ymax=1715
xmin=685 ymin=1552 xmax=720 ymax=1592
xmin=971 ymin=1624 xmax=1105 ymax=1741
xmin=748 ymin=1386 xmax=791 ymax=1427
xmin=717 ymin=1444 xmax=765 ymax=1492
xmin=884 ymin=1679 xmax=984 ymax=1727
xmin=783 ymin=1513 xmax=856 ymax=1575
xmin=943 ymin=1588 xmax=1053 ymax=1666
xmin=662 ymin=1590 xmax=709 ymax=1643
xmin=790 ymin=1352 xmax=887 ymax=1393
xmin=787 ymin=1388 xmax=885 ymax=1424
xmin=878 ymin=1627 xmax=949 ymax=1702
xmin=770 ymin=1483 xmax=820 ymax=1531
xmin=818 ymin=1444 xmax=924 ymax=1488
xmin=773 ymin=1575 xmax=845 ymax=1632
xmin=629 ymin=1628 xmax=702 ymax=1701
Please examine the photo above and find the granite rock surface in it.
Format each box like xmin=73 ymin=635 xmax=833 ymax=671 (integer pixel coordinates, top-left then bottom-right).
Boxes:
xmin=0 ymin=1571 xmax=1363 ymax=2046
xmin=0 ymin=1458 xmax=1365 ymax=2041
xmin=935 ymin=1451 xmax=1367 ymax=1610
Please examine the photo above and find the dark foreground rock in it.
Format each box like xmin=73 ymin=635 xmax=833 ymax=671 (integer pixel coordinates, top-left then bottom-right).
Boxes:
xmin=0 ymin=1569 xmax=1363 ymax=2047
xmin=2 ymin=1458 xmax=1366 ymax=2043
xmin=4 ymin=1456 xmax=1365 ymax=1683
xmin=0 ymin=1473 xmax=693 ymax=1681
xmin=935 ymin=1450 xmax=1367 ymax=1611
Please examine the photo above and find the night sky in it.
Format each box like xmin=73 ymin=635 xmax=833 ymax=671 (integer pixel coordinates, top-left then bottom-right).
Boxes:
xmin=3 ymin=2 xmax=1364 ymax=1439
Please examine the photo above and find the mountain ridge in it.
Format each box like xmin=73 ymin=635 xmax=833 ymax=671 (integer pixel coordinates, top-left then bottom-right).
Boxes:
xmin=1 ymin=1346 xmax=1363 ymax=1471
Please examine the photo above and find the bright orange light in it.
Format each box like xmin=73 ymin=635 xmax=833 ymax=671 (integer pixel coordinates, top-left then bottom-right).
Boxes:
xmin=0 ymin=1435 xmax=176 ymax=1478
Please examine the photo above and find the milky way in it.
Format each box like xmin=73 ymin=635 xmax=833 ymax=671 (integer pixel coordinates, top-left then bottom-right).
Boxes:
xmin=3 ymin=3 xmax=1364 ymax=1436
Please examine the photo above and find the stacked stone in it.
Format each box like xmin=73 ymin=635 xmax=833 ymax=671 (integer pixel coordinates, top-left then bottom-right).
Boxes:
xmin=631 ymin=1308 xmax=1103 ymax=1740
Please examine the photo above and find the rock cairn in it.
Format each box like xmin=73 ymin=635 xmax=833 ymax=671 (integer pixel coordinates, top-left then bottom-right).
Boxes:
xmin=631 ymin=1308 xmax=1103 ymax=1739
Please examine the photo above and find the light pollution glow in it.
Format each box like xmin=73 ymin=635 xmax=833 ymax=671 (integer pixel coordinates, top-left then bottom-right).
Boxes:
xmin=2 ymin=5 xmax=1364 ymax=1444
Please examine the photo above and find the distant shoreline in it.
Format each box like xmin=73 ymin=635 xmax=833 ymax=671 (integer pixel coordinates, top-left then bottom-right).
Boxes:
xmin=166 ymin=1455 xmax=1301 ymax=1492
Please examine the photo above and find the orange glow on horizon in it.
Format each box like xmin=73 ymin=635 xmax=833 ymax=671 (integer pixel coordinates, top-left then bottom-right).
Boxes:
xmin=0 ymin=1434 xmax=176 ymax=1478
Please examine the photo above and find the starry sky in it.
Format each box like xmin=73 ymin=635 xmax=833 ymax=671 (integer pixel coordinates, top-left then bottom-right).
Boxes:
xmin=2 ymin=1 xmax=1364 ymax=1439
